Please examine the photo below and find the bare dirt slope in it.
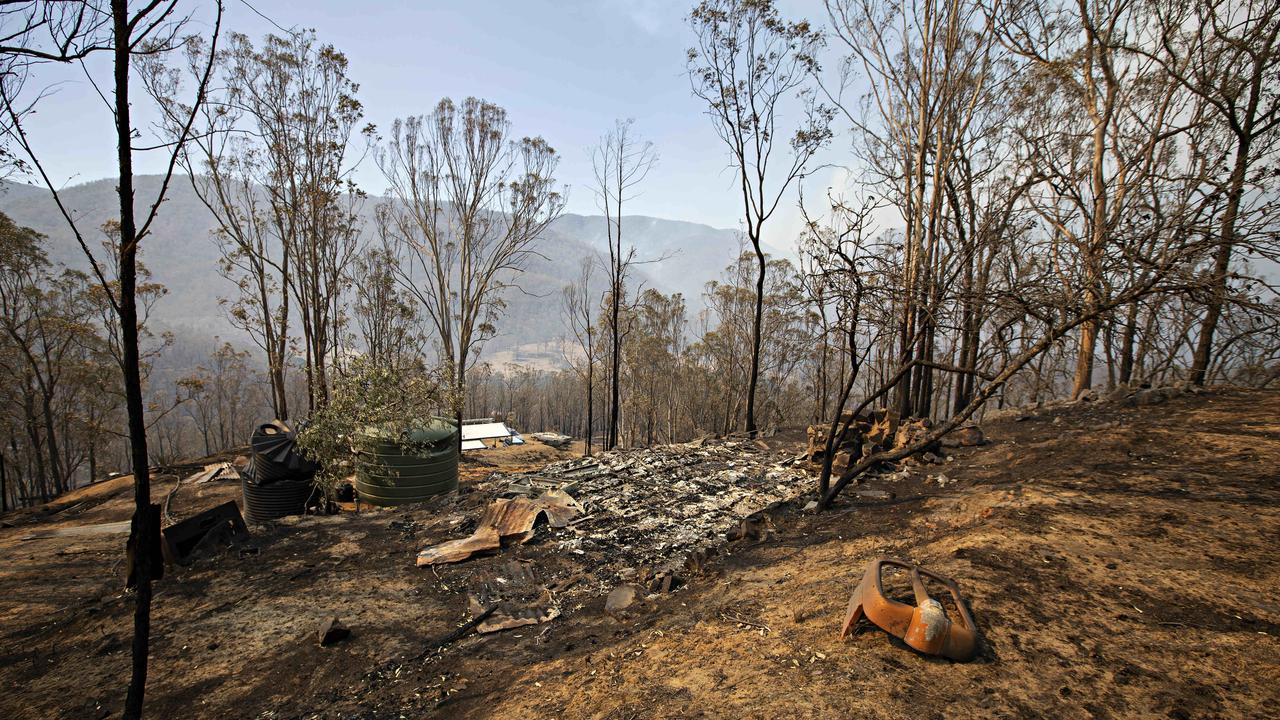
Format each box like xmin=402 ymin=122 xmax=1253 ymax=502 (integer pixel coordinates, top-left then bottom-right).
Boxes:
xmin=1 ymin=389 xmax=1277 ymax=719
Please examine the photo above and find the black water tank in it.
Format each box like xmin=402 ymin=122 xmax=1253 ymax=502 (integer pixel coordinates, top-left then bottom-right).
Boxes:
xmin=242 ymin=421 xmax=319 ymax=523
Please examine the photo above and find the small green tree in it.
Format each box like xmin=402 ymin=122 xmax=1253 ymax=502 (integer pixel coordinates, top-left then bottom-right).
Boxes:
xmin=296 ymin=358 xmax=457 ymax=494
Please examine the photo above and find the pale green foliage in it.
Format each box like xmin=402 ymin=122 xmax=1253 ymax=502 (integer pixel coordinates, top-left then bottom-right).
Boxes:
xmin=296 ymin=357 xmax=456 ymax=493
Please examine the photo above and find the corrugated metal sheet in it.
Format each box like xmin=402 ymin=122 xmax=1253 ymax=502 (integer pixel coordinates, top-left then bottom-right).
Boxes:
xmin=461 ymin=422 xmax=514 ymax=441
xmin=415 ymin=491 xmax=581 ymax=566
xmin=461 ymin=439 xmax=487 ymax=451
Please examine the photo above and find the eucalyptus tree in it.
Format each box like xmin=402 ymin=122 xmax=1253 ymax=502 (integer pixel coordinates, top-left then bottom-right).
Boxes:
xmin=1143 ymin=0 xmax=1280 ymax=385
xmin=0 ymin=2 xmax=224 ymax=714
xmin=0 ymin=214 xmax=111 ymax=499
xmin=153 ymin=29 xmax=367 ymax=417
xmin=376 ymin=98 xmax=566 ymax=442
xmin=591 ymin=119 xmax=657 ymax=450
xmin=354 ymin=243 xmax=427 ymax=373
xmin=823 ymin=0 xmax=1025 ymax=417
xmin=562 ymin=258 xmax=599 ymax=454
xmin=687 ymin=0 xmax=833 ymax=436
xmin=996 ymin=0 xmax=1192 ymax=397
xmin=623 ymin=288 xmax=687 ymax=446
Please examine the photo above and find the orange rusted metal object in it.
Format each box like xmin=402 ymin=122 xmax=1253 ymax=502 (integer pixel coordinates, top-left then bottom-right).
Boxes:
xmin=416 ymin=490 xmax=581 ymax=566
xmin=839 ymin=557 xmax=978 ymax=661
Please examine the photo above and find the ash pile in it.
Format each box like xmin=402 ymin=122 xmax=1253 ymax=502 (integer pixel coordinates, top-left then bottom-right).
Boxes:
xmin=533 ymin=439 xmax=809 ymax=581
xmin=427 ymin=438 xmax=813 ymax=609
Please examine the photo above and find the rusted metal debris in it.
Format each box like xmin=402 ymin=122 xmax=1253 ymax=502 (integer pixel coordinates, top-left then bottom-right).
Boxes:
xmin=415 ymin=490 xmax=581 ymax=565
xmin=840 ymin=557 xmax=978 ymax=661
xmin=505 ymin=473 xmax=578 ymax=498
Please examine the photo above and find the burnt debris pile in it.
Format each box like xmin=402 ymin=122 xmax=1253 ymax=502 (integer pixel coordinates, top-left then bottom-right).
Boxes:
xmin=433 ymin=438 xmax=813 ymax=611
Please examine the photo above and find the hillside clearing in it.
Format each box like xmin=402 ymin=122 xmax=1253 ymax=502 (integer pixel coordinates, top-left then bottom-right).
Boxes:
xmin=1 ymin=388 xmax=1277 ymax=719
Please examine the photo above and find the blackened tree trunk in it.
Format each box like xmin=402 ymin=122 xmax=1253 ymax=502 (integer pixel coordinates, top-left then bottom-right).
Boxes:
xmin=585 ymin=332 xmax=594 ymax=456
xmin=1118 ymin=301 xmax=1140 ymax=385
xmin=744 ymin=242 xmax=766 ymax=436
xmin=112 ymin=4 xmax=156 ymax=716
xmin=609 ymin=273 xmax=621 ymax=449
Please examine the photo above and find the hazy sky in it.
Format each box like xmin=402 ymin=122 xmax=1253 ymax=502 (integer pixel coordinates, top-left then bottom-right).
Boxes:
xmin=20 ymin=0 xmax=842 ymax=250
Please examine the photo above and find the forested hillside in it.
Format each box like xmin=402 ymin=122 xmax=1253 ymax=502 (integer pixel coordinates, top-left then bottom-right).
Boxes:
xmin=0 ymin=176 xmax=765 ymax=357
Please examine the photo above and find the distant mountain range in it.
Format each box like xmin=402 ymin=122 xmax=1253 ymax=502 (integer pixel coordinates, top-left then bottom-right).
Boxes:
xmin=0 ymin=175 xmax=783 ymax=367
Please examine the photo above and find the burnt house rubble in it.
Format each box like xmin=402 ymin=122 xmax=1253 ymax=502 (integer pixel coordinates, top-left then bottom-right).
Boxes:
xmin=416 ymin=438 xmax=814 ymax=622
xmin=411 ymin=425 xmax=996 ymax=649
xmin=416 ymin=409 xmax=997 ymax=624
xmin=104 ymin=408 xmax=994 ymax=653
xmin=511 ymin=439 xmax=811 ymax=578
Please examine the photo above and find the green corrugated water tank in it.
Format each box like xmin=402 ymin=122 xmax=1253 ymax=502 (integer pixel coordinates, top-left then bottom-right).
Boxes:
xmin=354 ymin=419 xmax=459 ymax=506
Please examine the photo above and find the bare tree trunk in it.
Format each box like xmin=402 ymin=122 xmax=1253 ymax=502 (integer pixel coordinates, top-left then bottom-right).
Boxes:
xmin=953 ymin=260 xmax=977 ymax=415
xmin=585 ymin=340 xmax=594 ymax=456
xmin=113 ymin=4 xmax=158 ymax=715
xmin=744 ymin=242 xmax=766 ymax=436
xmin=303 ymin=338 xmax=315 ymax=416
xmin=1102 ymin=316 xmax=1117 ymax=391
xmin=1190 ymin=142 xmax=1250 ymax=385
xmin=609 ymin=273 xmax=621 ymax=449
xmin=1072 ymin=14 xmax=1117 ymax=399
xmin=895 ymin=293 xmax=917 ymax=417
xmin=40 ymin=394 xmax=64 ymax=493
xmin=817 ymin=360 xmax=858 ymax=499
xmin=271 ymin=342 xmax=288 ymax=421
xmin=1118 ymin=301 xmax=1139 ymax=385
xmin=456 ymin=350 xmax=468 ymax=453
xmin=23 ymin=390 xmax=47 ymax=503
xmin=1072 ymin=311 xmax=1099 ymax=398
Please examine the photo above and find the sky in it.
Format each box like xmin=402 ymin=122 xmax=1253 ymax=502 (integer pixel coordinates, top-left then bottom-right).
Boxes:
xmin=18 ymin=0 xmax=846 ymax=251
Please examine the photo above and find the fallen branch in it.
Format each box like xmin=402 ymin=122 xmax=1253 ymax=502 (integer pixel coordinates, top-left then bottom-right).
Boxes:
xmin=819 ymin=275 xmax=1206 ymax=509
xmin=413 ymin=605 xmax=497 ymax=661
xmin=817 ymin=358 xmax=993 ymax=497
xmin=719 ymin=611 xmax=771 ymax=633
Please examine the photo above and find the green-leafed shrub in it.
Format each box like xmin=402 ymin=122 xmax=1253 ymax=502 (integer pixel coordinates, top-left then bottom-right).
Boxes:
xmin=297 ymin=357 xmax=458 ymax=495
